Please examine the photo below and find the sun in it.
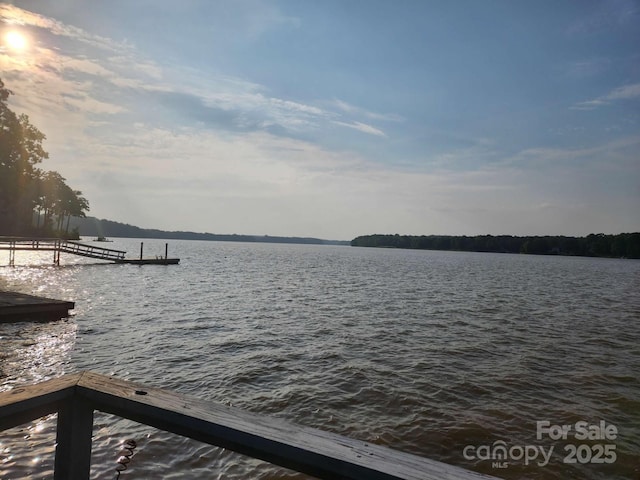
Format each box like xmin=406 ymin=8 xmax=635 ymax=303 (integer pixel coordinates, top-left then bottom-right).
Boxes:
xmin=5 ymin=30 xmax=28 ymax=50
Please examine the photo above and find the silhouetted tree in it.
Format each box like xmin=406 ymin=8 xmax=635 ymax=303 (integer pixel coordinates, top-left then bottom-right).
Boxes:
xmin=0 ymin=78 xmax=89 ymax=237
xmin=1 ymin=79 xmax=49 ymax=233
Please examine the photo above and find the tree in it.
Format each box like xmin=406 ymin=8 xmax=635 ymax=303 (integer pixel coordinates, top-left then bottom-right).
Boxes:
xmin=62 ymin=188 xmax=90 ymax=234
xmin=0 ymin=77 xmax=89 ymax=237
xmin=0 ymin=79 xmax=49 ymax=234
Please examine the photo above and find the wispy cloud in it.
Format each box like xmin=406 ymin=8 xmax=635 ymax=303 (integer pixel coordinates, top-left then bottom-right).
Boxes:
xmin=0 ymin=5 xmax=373 ymax=141
xmin=0 ymin=4 xmax=131 ymax=54
xmin=333 ymin=121 xmax=386 ymax=137
xmin=332 ymin=99 xmax=404 ymax=123
xmin=502 ymin=136 xmax=640 ymax=171
xmin=605 ymin=83 xmax=640 ymax=100
xmin=571 ymin=82 xmax=640 ymax=110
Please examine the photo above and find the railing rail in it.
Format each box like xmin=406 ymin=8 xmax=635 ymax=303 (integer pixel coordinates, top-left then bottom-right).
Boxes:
xmin=0 ymin=238 xmax=126 ymax=262
xmin=59 ymin=240 xmax=125 ymax=260
xmin=0 ymin=372 xmax=497 ymax=480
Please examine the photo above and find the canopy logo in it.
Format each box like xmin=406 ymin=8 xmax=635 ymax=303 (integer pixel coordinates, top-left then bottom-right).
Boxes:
xmin=463 ymin=441 xmax=553 ymax=468
xmin=462 ymin=420 xmax=618 ymax=469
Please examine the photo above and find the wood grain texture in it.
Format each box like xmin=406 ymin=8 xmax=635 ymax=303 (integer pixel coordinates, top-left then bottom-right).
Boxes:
xmin=0 ymin=372 xmax=499 ymax=479
xmin=0 ymin=373 xmax=81 ymax=431
xmin=77 ymin=372 xmax=497 ymax=480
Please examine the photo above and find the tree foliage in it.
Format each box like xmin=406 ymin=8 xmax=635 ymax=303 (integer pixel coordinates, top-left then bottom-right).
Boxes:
xmin=351 ymin=233 xmax=640 ymax=259
xmin=0 ymin=78 xmax=89 ymax=237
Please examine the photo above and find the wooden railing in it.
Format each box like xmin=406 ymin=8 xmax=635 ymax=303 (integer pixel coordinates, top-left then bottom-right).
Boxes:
xmin=58 ymin=240 xmax=125 ymax=261
xmin=0 ymin=237 xmax=126 ymax=263
xmin=0 ymin=372 xmax=498 ymax=480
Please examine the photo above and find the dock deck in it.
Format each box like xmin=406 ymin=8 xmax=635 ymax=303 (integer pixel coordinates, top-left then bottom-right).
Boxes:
xmin=116 ymin=258 xmax=180 ymax=265
xmin=0 ymin=291 xmax=74 ymax=322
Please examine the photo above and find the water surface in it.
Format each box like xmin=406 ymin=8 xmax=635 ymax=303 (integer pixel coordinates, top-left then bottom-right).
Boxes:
xmin=1 ymin=240 xmax=638 ymax=479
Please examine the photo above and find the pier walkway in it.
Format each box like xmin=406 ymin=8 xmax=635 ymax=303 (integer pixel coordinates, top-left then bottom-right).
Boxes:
xmin=0 ymin=237 xmax=125 ymax=265
xmin=0 ymin=237 xmax=179 ymax=265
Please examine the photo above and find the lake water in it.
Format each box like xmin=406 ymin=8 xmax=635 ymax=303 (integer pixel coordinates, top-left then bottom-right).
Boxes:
xmin=0 ymin=239 xmax=639 ymax=479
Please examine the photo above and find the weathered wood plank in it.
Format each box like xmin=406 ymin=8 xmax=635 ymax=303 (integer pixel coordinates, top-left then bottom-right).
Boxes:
xmin=77 ymin=372 xmax=496 ymax=480
xmin=0 ymin=373 xmax=81 ymax=431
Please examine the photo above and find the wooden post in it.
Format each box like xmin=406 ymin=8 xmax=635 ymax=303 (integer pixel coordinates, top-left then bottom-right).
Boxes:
xmin=54 ymin=395 xmax=94 ymax=480
xmin=140 ymin=242 xmax=144 ymax=260
xmin=165 ymin=243 xmax=168 ymax=259
xmin=53 ymin=241 xmax=60 ymax=265
xmin=8 ymin=242 xmax=15 ymax=266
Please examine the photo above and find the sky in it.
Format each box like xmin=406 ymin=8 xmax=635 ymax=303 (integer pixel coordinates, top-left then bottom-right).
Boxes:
xmin=0 ymin=1 xmax=638 ymax=240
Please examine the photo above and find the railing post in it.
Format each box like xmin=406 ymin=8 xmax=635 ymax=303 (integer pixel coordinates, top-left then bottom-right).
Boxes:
xmin=54 ymin=395 xmax=94 ymax=480
xmin=53 ymin=241 xmax=60 ymax=265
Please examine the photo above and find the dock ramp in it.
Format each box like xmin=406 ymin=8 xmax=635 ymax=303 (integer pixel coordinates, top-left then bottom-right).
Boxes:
xmin=0 ymin=237 xmax=126 ymax=264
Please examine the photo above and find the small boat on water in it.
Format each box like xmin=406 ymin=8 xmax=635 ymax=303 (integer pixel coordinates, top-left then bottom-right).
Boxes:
xmin=94 ymin=236 xmax=112 ymax=242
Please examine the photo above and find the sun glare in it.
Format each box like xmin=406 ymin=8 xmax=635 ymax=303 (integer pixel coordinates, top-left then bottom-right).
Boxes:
xmin=5 ymin=30 xmax=28 ymax=50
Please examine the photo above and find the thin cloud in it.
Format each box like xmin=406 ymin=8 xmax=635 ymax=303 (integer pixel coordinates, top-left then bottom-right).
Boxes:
xmin=0 ymin=4 xmax=130 ymax=54
xmin=333 ymin=98 xmax=404 ymax=122
xmin=333 ymin=120 xmax=387 ymax=138
xmin=502 ymin=136 xmax=640 ymax=171
xmin=605 ymin=83 xmax=640 ymax=100
xmin=1 ymin=5 xmax=398 ymax=143
xmin=0 ymin=6 xmax=331 ymax=137
xmin=571 ymin=82 xmax=640 ymax=110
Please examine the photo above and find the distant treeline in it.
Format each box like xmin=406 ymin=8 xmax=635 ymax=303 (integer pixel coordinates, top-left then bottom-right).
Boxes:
xmin=350 ymin=233 xmax=640 ymax=258
xmin=70 ymin=217 xmax=349 ymax=245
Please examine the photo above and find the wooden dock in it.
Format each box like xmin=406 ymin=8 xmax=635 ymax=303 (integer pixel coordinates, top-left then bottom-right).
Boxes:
xmin=116 ymin=241 xmax=180 ymax=264
xmin=0 ymin=237 xmax=126 ymax=265
xmin=0 ymin=237 xmax=179 ymax=266
xmin=115 ymin=258 xmax=180 ymax=265
xmin=0 ymin=291 xmax=74 ymax=322
xmin=0 ymin=372 xmax=498 ymax=480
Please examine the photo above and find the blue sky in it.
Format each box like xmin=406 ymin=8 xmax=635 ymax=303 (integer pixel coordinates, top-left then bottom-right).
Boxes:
xmin=1 ymin=1 xmax=638 ymax=239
